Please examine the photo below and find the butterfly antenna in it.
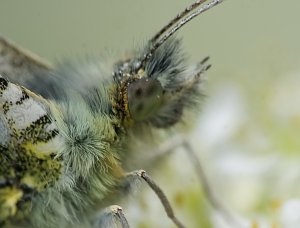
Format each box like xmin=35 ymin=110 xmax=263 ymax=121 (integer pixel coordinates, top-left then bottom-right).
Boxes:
xmin=139 ymin=0 xmax=225 ymax=70
xmin=150 ymin=0 xmax=209 ymax=44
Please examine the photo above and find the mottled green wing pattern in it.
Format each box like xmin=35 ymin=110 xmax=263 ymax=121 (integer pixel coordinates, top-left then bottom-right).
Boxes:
xmin=0 ymin=75 xmax=62 ymax=223
xmin=0 ymin=36 xmax=52 ymax=88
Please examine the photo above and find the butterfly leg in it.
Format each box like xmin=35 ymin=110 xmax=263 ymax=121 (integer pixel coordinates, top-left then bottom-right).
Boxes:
xmin=145 ymin=135 xmax=243 ymax=228
xmin=93 ymin=205 xmax=130 ymax=228
xmin=122 ymin=170 xmax=185 ymax=228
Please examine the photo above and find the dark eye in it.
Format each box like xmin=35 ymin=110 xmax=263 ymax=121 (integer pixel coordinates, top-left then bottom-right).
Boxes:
xmin=127 ymin=78 xmax=163 ymax=121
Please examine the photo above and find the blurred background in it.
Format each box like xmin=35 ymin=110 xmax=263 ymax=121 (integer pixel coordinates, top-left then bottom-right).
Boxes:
xmin=1 ymin=0 xmax=300 ymax=227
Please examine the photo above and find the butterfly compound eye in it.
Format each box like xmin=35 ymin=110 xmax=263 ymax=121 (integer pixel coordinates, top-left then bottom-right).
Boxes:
xmin=127 ymin=78 xmax=163 ymax=121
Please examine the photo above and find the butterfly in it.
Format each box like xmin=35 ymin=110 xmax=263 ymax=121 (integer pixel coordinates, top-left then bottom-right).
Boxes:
xmin=0 ymin=0 xmax=229 ymax=227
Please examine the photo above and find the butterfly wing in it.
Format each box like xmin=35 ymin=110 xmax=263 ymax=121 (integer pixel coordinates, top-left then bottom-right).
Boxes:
xmin=0 ymin=75 xmax=62 ymax=223
xmin=0 ymin=36 xmax=53 ymax=91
